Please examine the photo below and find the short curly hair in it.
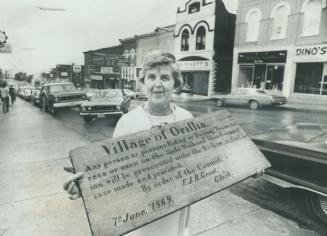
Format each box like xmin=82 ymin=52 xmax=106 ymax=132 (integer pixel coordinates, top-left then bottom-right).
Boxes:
xmin=139 ymin=51 xmax=183 ymax=89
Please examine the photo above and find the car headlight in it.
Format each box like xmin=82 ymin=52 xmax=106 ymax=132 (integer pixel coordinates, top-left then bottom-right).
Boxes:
xmin=54 ymin=97 xmax=59 ymax=102
xmin=116 ymin=105 xmax=121 ymax=110
xmin=82 ymin=95 xmax=86 ymax=100
xmin=87 ymin=107 xmax=92 ymax=110
xmin=81 ymin=107 xmax=86 ymax=111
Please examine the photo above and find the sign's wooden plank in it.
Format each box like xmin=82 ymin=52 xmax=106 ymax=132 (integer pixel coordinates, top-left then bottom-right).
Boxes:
xmin=69 ymin=110 xmax=271 ymax=236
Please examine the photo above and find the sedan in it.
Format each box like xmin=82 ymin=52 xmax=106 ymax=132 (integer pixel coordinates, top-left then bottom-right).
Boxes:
xmin=252 ymin=123 xmax=327 ymax=225
xmin=80 ymin=89 xmax=131 ymax=122
xmin=212 ymin=88 xmax=286 ymax=110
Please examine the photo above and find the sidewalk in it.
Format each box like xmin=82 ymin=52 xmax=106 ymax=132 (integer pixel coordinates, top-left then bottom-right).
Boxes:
xmin=0 ymin=99 xmax=319 ymax=236
xmin=172 ymin=94 xmax=327 ymax=113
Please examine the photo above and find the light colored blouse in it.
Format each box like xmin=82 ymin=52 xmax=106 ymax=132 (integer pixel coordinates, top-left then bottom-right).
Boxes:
xmin=113 ymin=103 xmax=193 ymax=236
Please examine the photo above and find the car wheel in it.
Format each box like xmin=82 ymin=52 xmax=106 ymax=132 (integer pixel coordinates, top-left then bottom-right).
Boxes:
xmin=305 ymin=192 xmax=327 ymax=225
xmin=83 ymin=116 xmax=93 ymax=122
xmin=216 ymin=99 xmax=224 ymax=107
xmin=249 ymin=100 xmax=260 ymax=110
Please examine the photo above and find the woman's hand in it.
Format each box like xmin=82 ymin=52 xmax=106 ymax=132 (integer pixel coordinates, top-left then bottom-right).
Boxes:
xmin=63 ymin=166 xmax=84 ymax=200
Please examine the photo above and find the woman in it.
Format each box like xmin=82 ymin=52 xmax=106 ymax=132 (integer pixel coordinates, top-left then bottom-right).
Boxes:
xmin=64 ymin=51 xmax=193 ymax=236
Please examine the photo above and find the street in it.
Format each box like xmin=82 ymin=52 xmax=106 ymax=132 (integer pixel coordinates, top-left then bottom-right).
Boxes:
xmin=7 ymin=98 xmax=326 ymax=235
xmin=0 ymin=99 xmax=327 ymax=235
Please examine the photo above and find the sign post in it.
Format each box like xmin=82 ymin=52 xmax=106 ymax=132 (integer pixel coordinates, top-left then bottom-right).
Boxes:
xmin=69 ymin=110 xmax=270 ymax=236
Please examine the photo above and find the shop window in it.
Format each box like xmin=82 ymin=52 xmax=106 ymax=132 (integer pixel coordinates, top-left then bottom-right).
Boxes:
xmin=301 ymin=0 xmax=323 ymax=36
xmin=195 ymin=26 xmax=206 ymax=50
xmin=189 ymin=2 xmax=200 ymax=14
xmin=294 ymin=63 xmax=323 ymax=94
xmin=181 ymin=29 xmax=189 ymax=51
xmin=238 ymin=66 xmax=254 ymax=88
xmin=245 ymin=9 xmax=262 ymax=42
xmin=271 ymin=4 xmax=290 ymax=40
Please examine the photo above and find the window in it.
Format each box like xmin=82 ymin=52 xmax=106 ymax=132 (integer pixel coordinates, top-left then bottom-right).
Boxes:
xmin=271 ymin=4 xmax=290 ymax=40
xmin=301 ymin=0 xmax=323 ymax=36
xmin=188 ymin=2 xmax=200 ymax=14
xmin=195 ymin=26 xmax=206 ymax=50
xmin=181 ymin=29 xmax=189 ymax=51
xmin=129 ymin=49 xmax=136 ymax=66
xmin=245 ymin=9 xmax=262 ymax=42
xmin=294 ymin=63 xmax=324 ymax=94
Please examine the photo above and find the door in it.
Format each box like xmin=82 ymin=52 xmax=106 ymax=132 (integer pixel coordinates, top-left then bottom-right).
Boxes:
xmin=253 ymin=64 xmax=266 ymax=89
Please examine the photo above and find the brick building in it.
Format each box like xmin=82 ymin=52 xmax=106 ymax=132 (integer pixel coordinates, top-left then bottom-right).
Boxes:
xmin=175 ymin=0 xmax=235 ymax=96
xmin=232 ymin=0 xmax=327 ymax=100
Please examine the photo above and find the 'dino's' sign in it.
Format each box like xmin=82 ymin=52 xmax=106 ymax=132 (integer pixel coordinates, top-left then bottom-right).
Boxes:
xmin=295 ymin=44 xmax=327 ymax=62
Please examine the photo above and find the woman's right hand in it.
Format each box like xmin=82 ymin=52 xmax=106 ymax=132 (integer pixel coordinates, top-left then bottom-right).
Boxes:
xmin=63 ymin=166 xmax=84 ymax=200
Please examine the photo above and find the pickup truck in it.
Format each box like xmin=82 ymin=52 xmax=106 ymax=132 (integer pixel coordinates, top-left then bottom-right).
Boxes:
xmin=39 ymin=82 xmax=87 ymax=114
xmin=252 ymin=123 xmax=327 ymax=225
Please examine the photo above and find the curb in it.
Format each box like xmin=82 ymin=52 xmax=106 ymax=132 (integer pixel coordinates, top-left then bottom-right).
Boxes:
xmin=279 ymin=105 xmax=327 ymax=114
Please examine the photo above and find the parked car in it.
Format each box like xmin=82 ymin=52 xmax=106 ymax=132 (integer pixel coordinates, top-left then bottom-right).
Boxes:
xmin=123 ymin=89 xmax=136 ymax=99
xmin=39 ymin=82 xmax=87 ymax=114
xmin=31 ymin=88 xmax=41 ymax=106
xmin=252 ymin=123 xmax=327 ymax=225
xmin=18 ymin=86 xmax=34 ymax=99
xmin=80 ymin=89 xmax=131 ymax=122
xmin=212 ymin=88 xmax=286 ymax=110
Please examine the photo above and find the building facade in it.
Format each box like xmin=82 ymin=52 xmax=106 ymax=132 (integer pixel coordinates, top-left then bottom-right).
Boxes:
xmin=175 ymin=0 xmax=235 ymax=96
xmin=83 ymin=45 xmax=123 ymax=89
xmin=135 ymin=25 xmax=175 ymax=93
xmin=232 ymin=0 xmax=327 ymax=100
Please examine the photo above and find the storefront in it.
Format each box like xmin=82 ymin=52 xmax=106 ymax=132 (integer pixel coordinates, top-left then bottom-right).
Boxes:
xmin=177 ymin=59 xmax=212 ymax=95
xmin=293 ymin=44 xmax=327 ymax=96
xmin=237 ymin=50 xmax=287 ymax=92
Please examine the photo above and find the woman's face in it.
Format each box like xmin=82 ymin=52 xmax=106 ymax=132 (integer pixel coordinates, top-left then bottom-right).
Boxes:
xmin=144 ymin=64 xmax=175 ymax=107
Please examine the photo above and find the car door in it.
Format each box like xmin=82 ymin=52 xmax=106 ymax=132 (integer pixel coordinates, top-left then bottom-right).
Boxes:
xmin=227 ymin=90 xmax=243 ymax=105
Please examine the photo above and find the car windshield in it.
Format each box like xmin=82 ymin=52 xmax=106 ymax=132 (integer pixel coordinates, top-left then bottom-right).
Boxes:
xmin=50 ymin=84 xmax=76 ymax=93
xmin=92 ymin=90 xmax=122 ymax=99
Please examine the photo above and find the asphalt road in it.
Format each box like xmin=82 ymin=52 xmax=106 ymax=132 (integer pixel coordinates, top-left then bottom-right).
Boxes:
xmin=39 ymin=99 xmax=327 ymax=235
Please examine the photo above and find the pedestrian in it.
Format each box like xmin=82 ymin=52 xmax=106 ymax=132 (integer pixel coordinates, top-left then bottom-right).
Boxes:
xmin=0 ymin=81 xmax=10 ymax=113
xmin=9 ymin=85 xmax=16 ymax=105
xmin=63 ymin=51 xmax=193 ymax=236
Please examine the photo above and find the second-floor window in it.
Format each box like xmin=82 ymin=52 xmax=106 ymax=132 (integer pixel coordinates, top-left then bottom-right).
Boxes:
xmin=271 ymin=4 xmax=290 ymax=40
xmin=196 ymin=26 xmax=206 ymax=50
xmin=245 ymin=9 xmax=262 ymax=42
xmin=189 ymin=2 xmax=200 ymax=14
xmin=301 ymin=0 xmax=323 ymax=36
xmin=181 ymin=29 xmax=189 ymax=51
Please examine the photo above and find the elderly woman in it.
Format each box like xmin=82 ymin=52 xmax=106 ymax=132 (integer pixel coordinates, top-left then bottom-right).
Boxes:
xmin=64 ymin=51 xmax=193 ymax=236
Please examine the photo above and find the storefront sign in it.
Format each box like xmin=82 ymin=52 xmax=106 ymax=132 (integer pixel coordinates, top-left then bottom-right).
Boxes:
xmin=90 ymin=75 xmax=103 ymax=81
xmin=177 ymin=60 xmax=210 ymax=71
xmin=73 ymin=65 xmax=82 ymax=73
xmin=294 ymin=44 xmax=327 ymax=62
xmin=69 ymin=111 xmax=270 ymax=236
xmin=100 ymin=67 xmax=113 ymax=74
xmin=238 ymin=50 xmax=287 ymax=64
xmin=60 ymin=72 xmax=68 ymax=77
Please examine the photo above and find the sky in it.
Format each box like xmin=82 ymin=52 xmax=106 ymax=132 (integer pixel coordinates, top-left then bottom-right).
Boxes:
xmin=0 ymin=0 xmax=238 ymax=75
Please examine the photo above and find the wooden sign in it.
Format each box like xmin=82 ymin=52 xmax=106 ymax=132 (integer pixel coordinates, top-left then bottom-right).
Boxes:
xmin=69 ymin=110 xmax=271 ymax=236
